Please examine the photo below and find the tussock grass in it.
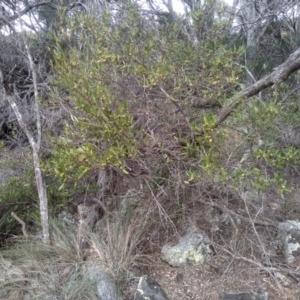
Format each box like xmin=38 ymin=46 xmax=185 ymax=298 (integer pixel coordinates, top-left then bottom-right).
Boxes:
xmin=0 ymin=190 xmax=153 ymax=299
xmin=88 ymin=189 xmax=153 ymax=279
xmin=0 ymin=221 xmax=98 ymax=300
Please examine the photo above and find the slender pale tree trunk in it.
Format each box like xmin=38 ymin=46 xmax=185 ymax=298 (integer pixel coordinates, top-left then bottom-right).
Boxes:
xmin=0 ymin=29 xmax=50 ymax=244
xmin=0 ymin=68 xmax=50 ymax=244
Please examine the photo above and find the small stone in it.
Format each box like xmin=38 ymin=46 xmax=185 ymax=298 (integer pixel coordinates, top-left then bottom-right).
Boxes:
xmin=131 ymin=275 xmax=169 ymax=300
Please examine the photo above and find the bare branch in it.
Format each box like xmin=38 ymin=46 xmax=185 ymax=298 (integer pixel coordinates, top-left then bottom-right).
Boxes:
xmin=11 ymin=212 xmax=28 ymax=237
xmin=0 ymin=67 xmax=36 ymax=149
xmin=0 ymin=1 xmax=52 ymax=24
xmin=0 ymin=0 xmax=86 ymax=29
xmin=216 ymin=46 xmax=300 ymax=128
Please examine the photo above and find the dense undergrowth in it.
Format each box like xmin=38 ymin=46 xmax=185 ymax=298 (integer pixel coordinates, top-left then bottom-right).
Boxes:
xmin=1 ymin=1 xmax=300 ymax=298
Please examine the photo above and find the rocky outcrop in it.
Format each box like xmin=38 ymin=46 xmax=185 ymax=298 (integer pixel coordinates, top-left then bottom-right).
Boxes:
xmin=161 ymin=227 xmax=214 ymax=267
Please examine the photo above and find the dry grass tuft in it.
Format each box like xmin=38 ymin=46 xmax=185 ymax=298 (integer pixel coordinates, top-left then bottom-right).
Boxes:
xmin=0 ymin=190 xmax=155 ymax=299
xmin=87 ymin=189 xmax=153 ymax=280
xmin=0 ymin=221 xmax=98 ymax=300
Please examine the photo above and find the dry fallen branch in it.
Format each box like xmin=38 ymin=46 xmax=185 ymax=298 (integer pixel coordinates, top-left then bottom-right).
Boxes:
xmin=216 ymin=47 xmax=300 ymax=128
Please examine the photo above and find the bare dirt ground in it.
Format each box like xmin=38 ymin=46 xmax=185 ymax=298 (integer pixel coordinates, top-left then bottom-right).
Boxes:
xmin=125 ymin=253 xmax=300 ymax=300
xmin=150 ymin=263 xmax=299 ymax=300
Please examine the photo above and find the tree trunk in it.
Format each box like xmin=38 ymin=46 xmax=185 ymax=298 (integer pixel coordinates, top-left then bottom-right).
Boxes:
xmin=33 ymin=151 xmax=50 ymax=244
xmin=0 ymin=30 xmax=50 ymax=244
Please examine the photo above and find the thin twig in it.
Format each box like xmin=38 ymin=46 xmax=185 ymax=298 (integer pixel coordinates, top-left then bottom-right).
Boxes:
xmin=160 ymin=86 xmax=189 ymax=123
xmin=11 ymin=212 xmax=28 ymax=237
xmin=196 ymin=197 xmax=274 ymax=227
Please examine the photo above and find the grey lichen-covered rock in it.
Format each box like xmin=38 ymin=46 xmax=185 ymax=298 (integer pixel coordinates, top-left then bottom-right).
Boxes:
xmin=131 ymin=275 xmax=169 ymax=300
xmin=87 ymin=266 xmax=123 ymax=300
xmin=161 ymin=228 xmax=214 ymax=267
xmin=221 ymin=291 xmax=268 ymax=300
xmin=278 ymin=220 xmax=300 ymax=264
